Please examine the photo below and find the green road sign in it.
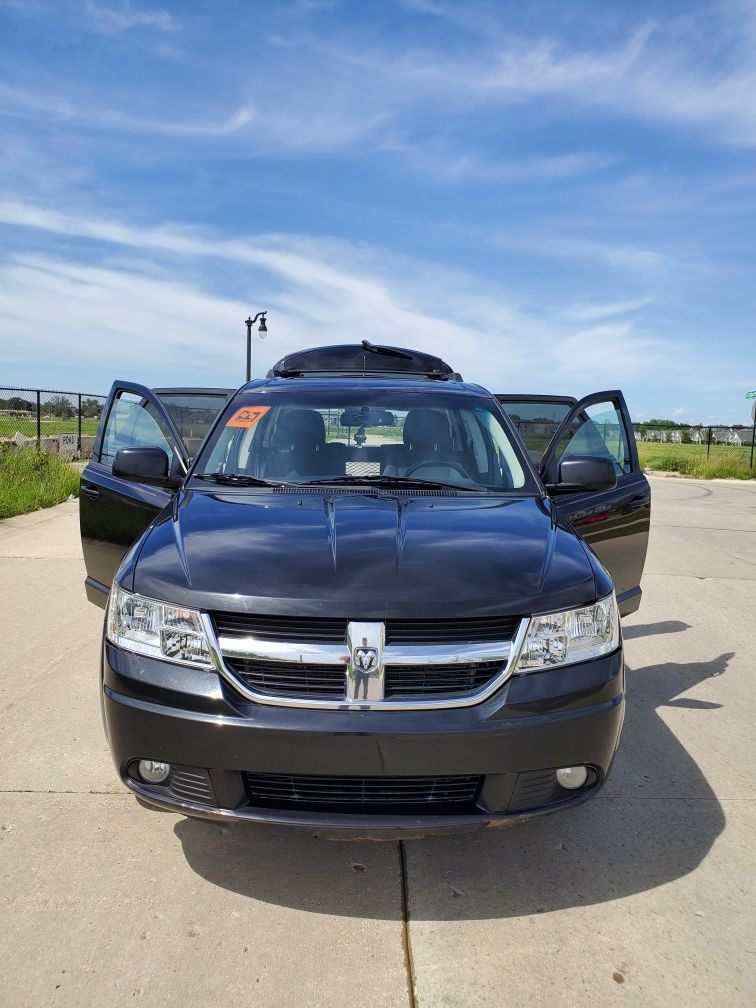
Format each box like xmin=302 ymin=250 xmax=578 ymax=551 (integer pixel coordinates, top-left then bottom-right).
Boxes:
xmin=747 ymin=390 xmax=756 ymax=398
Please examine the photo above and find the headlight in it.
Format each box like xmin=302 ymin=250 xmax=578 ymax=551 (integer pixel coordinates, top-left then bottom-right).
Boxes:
xmin=107 ymin=584 xmax=212 ymax=668
xmin=514 ymin=592 xmax=619 ymax=673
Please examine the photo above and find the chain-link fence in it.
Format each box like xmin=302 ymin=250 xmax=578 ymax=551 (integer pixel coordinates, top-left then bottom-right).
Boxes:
xmin=633 ymin=423 xmax=755 ymax=477
xmin=0 ymin=387 xmax=107 ymax=458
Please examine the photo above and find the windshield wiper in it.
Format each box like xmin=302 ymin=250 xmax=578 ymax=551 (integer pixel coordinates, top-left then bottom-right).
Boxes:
xmin=195 ymin=473 xmax=287 ymax=487
xmin=295 ymin=475 xmax=478 ymax=491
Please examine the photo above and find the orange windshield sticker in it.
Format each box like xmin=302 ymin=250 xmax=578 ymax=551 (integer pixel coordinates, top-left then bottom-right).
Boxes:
xmin=226 ymin=405 xmax=271 ymax=428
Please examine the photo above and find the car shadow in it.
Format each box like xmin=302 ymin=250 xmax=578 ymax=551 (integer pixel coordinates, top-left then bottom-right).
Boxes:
xmin=174 ymin=645 xmax=729 ymax=921
xmin=622 ymin=619 xmax=690 ymax=640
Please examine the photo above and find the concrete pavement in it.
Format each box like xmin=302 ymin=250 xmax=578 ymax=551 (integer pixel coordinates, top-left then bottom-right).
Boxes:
xmin=1 ymin=478 xmax=754 ymax=1006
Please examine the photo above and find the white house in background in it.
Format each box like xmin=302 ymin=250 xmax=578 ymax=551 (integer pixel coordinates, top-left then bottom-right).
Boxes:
xmin=658 ymin=430 xmax=668 ymax=443
xmin=670 ymin=430 xmax=682 ymax=443
xmin=690 ymin=428 xmax=705 ymax=444
xmin=726 ymin=429 xmax=743 ymax=446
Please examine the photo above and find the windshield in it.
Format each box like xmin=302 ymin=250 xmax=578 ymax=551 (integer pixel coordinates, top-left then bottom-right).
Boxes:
xmin=193 ymin=388 xmax=533 ymax=492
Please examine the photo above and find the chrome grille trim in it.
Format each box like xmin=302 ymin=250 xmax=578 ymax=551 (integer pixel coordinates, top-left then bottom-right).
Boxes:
xmin=216 ymin=635 xmax=514 ymax=667
xmin=217 ymin=637 xmax=347 ymax=665
xmin=202 ymin=613 xmax=529 ymax=711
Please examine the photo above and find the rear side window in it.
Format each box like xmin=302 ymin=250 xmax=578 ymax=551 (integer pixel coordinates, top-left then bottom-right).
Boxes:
xmin=498 ymin=400 xmax=573 ymax=463
xmin=155 ymin=393 xmax=229 ymax=459
xmin=99 ymin=391 xmax=177 ymax=468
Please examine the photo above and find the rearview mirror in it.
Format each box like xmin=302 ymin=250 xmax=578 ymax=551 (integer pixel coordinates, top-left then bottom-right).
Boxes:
xmin=547 ymin=454 xmax=617 ymax=494
xmin=113 ymin=446 xmax=171 ymax=485
xmin=339 ymin=408 xmax=396 ymax=427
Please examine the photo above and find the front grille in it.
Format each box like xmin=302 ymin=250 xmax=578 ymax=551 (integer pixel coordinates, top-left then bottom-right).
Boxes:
xmin=214 ymin=613 xmax=346 ymax=643
xmin=385 ymin=660 xmax=504 ymax=697
xmin=215 ymin=613 xmax=519 ymax=705
xmin=245 ymin=773 xmax=482 ymax=813
xmin=388 ymin=616 xmax=519 ymax=644
xmin=226 ymin=658 xmax=506 ymax=699
xmin=227 ymin=659 xmax=345 ymax=698
xmin=213 ymin=612 xmax=519 ymax=645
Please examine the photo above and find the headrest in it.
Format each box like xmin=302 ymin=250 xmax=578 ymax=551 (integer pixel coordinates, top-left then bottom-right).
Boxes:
xmin=403 ymin=409 xmax=452 ymax=451
xmin=272 ymin=409 xmax=326 ymax=449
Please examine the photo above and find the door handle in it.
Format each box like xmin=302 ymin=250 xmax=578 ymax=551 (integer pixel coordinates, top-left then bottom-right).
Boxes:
xmin=625 ymin=494 xmax=647 ymax=512
xmin=80 ymin=485 xmax=101 ymax=499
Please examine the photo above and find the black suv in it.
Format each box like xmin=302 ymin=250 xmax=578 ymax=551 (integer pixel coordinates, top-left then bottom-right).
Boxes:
xmin=80 ymin=344 xmax=650 ymax=836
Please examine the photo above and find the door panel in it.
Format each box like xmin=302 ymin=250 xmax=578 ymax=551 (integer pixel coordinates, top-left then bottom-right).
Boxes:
xmin=80 ymin=382 xmax=188 ymax=606
xmin=539 ymin=391 xmax=650 ymax=615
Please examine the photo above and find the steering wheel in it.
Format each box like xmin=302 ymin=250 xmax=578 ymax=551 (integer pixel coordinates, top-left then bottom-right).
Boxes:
xmin=404 ymin=459 xmax=470 ymax=479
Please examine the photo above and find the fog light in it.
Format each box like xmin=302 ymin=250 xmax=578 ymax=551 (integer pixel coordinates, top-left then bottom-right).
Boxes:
xmin=556 ymin=765 xmax=588 ymax=790
xmin=137 ymin=759 xmax=170 ymax=784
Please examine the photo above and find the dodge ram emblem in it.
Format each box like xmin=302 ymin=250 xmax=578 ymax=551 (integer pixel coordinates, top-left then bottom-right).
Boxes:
xmin=346 ymin=621 xmax=385 ymax=702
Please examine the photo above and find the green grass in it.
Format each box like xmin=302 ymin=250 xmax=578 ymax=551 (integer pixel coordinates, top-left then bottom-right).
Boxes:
xmin=0 ymin=447 xmax=81 ymax=519
xmin=0 ymin=417 xmax=100 ymax=438
xmin=638 ymin=441 xmax=754 ymax=479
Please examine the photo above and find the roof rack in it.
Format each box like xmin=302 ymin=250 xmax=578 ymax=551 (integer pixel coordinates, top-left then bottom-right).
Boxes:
xmin=266 ymin=342 xmax=462 ymax=381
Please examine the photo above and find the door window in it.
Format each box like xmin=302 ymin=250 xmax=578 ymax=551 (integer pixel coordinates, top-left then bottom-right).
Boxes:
xmin=99 ymin=391 xmax=177 ymax=468
xmin=553 ymin=402 xmax=631 ymax=476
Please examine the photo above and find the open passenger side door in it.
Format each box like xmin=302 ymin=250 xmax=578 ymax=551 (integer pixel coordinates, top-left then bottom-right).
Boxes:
xmin=497 ymin=391 xmax=650 ymax=616
xmin=80 ymin=382 xmax=232 ymax=608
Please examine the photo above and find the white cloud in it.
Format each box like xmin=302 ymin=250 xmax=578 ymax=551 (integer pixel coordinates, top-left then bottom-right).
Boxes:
xmin=4 ymin=3 xmax=756 ymax=157
xmin=82 ymin=1 xmax=174 ymax=34
xmin=382 ymin=140 xmax=617 ymax=184
xmin=0 ymin=83 xmax=254 ymax=137
xmin=293 ymin=9 xmax=756 ymax=146
xmin=552 ymin=322 xmax=670 ymax=382
xmin=564 ymin=297 xmax=654 ymax=322
xmin=0 ymin=1 xmax=175 ymax=34
xmin=484 ymin=229 xmax=673 ymax=278
xmin=0 ymin=199 xmax=674 ymax=392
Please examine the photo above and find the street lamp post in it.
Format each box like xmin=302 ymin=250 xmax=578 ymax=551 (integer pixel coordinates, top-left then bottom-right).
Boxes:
xmin=245 ymin=312 xmax=268 ymax=381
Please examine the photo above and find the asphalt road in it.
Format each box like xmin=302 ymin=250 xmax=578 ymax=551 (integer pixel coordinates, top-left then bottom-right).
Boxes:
xmin=1 ymin=476 xmax=754 ymax=1007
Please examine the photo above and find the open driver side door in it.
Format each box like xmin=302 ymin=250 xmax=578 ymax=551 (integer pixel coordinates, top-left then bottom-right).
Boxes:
xmin=497 ymin=391 xmax=650 ymax=616
xmin=80 ymin=382 xmax=233 ymax=608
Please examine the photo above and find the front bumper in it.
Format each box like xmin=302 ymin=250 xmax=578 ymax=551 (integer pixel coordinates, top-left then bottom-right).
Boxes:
xmin=102 ymin=641 xmax=625 ymax=836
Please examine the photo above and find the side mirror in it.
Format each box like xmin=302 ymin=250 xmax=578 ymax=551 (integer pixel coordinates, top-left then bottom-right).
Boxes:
xmin=547 ymin=454 xmax=617 ymax=494
xmin=113 ymin=446 xmax=172 ymax=486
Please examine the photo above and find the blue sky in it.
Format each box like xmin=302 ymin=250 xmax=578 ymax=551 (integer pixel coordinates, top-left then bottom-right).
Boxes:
xmin=0 ymin=0 xmax=755 ymax=423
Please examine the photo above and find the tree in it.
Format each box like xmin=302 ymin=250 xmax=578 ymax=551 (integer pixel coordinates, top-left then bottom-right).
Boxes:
xmin=0 ymin=396 xmax=34 ymax=412
xmin=81 ymin=398 xmax=103 ymax=418
xmin=46 ymin=394 xmax=75 ymax=418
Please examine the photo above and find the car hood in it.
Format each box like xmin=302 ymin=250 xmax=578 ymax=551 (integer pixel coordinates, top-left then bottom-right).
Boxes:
xmin=129 ymin=489 xmax=599 ymax=618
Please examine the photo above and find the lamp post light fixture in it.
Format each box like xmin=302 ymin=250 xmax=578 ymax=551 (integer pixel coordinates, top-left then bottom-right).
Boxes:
xmin=245 ymin=311 xmax=268 ymax=382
